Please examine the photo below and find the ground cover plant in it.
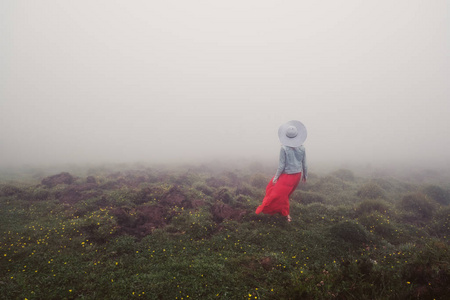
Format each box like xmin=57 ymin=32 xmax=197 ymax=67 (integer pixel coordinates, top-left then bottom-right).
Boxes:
xmin=1 ymin=163 xmax=449 ymax=299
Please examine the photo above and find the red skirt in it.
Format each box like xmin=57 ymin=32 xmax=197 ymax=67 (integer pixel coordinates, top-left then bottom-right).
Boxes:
xmin=255 ymin=173 xmax=301 ymax=216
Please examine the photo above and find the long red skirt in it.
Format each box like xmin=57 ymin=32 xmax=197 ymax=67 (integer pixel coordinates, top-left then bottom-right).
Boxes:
xmin=255 ymin=173 xmax=301 ymax=216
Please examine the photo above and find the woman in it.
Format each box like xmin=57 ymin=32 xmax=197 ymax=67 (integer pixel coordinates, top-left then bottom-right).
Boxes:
xmin=255 ymin=120 xmax=308 ymax=222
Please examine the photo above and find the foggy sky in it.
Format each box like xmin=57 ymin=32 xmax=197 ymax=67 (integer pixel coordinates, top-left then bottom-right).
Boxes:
xmin=1 ymin=1 xmax=449 ymax=168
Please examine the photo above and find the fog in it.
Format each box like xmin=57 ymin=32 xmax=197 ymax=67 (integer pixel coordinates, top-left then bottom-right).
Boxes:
xmin=1 ymin=1 xmax=449 ymax=169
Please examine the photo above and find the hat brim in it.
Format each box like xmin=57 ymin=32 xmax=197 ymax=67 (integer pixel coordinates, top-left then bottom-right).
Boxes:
xmin=278 ymin=120 xmax=307 ymax=147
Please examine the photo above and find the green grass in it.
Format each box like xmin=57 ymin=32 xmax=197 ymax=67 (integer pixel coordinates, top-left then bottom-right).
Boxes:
xmin=1 ymin=164 xmax=449 ymax=299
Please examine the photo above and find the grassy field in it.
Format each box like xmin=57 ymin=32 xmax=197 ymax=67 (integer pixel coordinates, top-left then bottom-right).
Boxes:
xmin=1 ymin=163 xmax=449 ymax=299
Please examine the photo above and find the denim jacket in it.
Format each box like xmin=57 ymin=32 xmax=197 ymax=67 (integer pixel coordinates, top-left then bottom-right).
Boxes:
xmin=274 ymin=145 xmax=307 ymax=181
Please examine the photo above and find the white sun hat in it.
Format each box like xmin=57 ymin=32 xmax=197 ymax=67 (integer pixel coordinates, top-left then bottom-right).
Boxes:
xmin=278 ymin=120 xmax=307 ymax=147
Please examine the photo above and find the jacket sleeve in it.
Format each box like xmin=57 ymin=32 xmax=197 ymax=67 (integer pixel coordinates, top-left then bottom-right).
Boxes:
xmin=274 ymin=147 xmax=286 ymax=180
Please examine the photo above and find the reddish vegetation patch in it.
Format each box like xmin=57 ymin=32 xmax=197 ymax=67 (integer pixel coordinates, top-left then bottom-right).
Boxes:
xmin=162 ymin=186 xmax=191 ymax=208
xmin=99 ymin=175 xmax=151 ymax=190
xmin=86 ymin=176 xmax=97 ymax=184
xmin=191 ymin=199 xmax=206 ymax=208
xmin=211 ymin=203 xmax=247 ymax=222
xmin=259 ymin=257 xmax=274 ymax=271
xmin=111 ymin=205 xmax=171 ymax=238
xmin=41 ymin=172 xmax=75 ymax=187
xmin=72 ymin=182 xmax=98 ymax=192
xmin=205 ymin=177 xmax=229 ymax=188
xmin=105 ymin=171 xmax=153 ymax=188
xmin=58 ymin=188 xmax=82 ymax=204
xmin=56 ymin=182 xmax=100 ymax=204
xmin=134 ymin=187 xmax=165 ymax=204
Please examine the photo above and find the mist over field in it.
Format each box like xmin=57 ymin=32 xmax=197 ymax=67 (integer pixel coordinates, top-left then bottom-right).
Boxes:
xmin=1 ymin=0 xmax=449 ymax=170
xmin=1 ymin=3 xmax=450 ymax=298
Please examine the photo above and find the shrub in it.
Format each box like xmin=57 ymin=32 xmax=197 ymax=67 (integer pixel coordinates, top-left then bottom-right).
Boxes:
xmin=205 ymin=176 xmax=231 ymax=188
xmin=110 ymin=235 xmax=138 ymax=255
xmin=107 ymin=188 xmax=138 ymax=207
xmin=292 ymin=191 xmax=326 ymax=204
xmin=41 ymin=172 xmax=75 ymax=187
xmin=399 ymin=193 xmax=436 ymax=220
xmin=308 ymin=175 xmax=350 ymax=194
xmin=422 ymin=185 xmax=450 ymax=205
xmin=329 ymin=220 xmax=370 ymax=246
xmin=0 ymin=184 xmax=23 ymax=197
xmin=426 ymin=206 xmax=450 ymax=238
xmin=235 ymin=183 xmax=256 ymax=197
xmin=358 ymin=212 xmax=397 ymax=241
xmin=173 ymin=172 xmax=200 ymax=186
xmin=193 ymin=182 xmax=214 ymax=196
xmin=331 ymin=169 xmax=355 ymax=181
xmin=171 ymin=208 xmax=216 ymax=239
xmin=23 ymin=188 xmax=51 ymax=201
xmin=305 ymin=202 xmax=329 ymax=214
xmin=357 ymin=182 xmax=385 ymax=199
xmin=249 ymin=173 xmax=269 ymax=189
xmin=356 ymin=199 xmax=390 ymax=215
xmin=224 ymin=171 xmax=240 ymax=186
xmin=214 ymin=188 xmax=234 ymax=204
xmin=296 ymin=203 xmax=330 ymax=224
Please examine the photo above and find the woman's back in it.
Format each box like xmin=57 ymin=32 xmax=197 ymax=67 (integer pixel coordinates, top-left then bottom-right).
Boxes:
xmin=281 ymin=145 xmax=306 ymax=175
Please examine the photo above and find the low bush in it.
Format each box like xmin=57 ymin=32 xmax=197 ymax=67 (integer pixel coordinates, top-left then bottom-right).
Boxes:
xmin=399 ymin=192 xmax=436 ymax=220
xmin=299 ymin=203 xmax=330 ymax=224
xmin=292 ymin=191 xmax=326 ymax=205
xmin=356 ymin=199 xmax=390 ymax=215
xmin=422 ymin=185 xmax=450 ymax=205
xmin=235 ymin=183 xmax=257 ymax=197
xmin=193 ymin=182 xmax=214 ymax=196
xmin=0 ymin=184 xmax=23 ymax=197
xmin=358 ymin=212 xmax=398 ymax=242
xmin=311 ymin=176 xmax=350 ymax=194
xmin=426 ymin=206 xmax=450 ymax=238
xmin=107 ymin=187 xmax=139 ymax=207
xmin=214 ymin=188 xmax=234 ymax=204
xmin=329 ymin=220 xmax=371 ymax=246
xmin=249 ymin=173 xmax=269 ymax=189
xmin=110 ymin=235 xmax=138 ymax=255
xmin=331 ymin=169 xmax=355 ymax=182
xmin=23 ymin=187 xmax=51 ymax=201
xmin=173 ymin=173 xmax=199 ymax=186
xmin=356 ymin=182 xmax=385 ymax=199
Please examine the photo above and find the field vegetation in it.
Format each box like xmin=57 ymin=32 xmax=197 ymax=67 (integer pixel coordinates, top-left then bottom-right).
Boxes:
xmin=1 ymin=162 xmax=449 ymax=299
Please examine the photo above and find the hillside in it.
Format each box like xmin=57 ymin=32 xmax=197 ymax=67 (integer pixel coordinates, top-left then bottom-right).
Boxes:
xmin=1 ymin=163 xmax=449 ymax=299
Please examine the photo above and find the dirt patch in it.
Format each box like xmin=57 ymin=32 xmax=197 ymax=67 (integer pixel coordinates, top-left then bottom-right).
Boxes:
xmin=211 ymin=203 xmax=247 ymax=222
xmin=191 ymin=199 xmax=206 ymax=208
xmin=162 ymin=186 xmax=192 ymax=208
xmin=259 ymin=257 xmax=274 ymax=271
xmin=41 ymin=172 xmax=75 ymax=187
xmin=111 ymin=205 xmax=171 ymax=238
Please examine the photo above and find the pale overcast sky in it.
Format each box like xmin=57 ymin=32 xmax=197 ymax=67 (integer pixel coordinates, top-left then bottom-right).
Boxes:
xmin=1 ymin=0 xmax=449 ymax=167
